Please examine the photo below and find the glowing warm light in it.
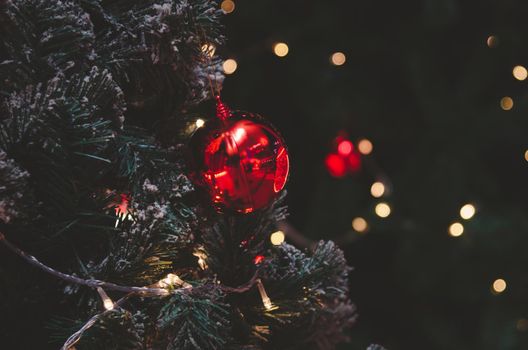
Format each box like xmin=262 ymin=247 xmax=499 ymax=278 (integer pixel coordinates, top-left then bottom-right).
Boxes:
xmin=525 ymin=150 xmax=528 ymax=162
xmin=97 ymin=287 xmax=114 ymax=311
xmin=193 ymin=249 xmax=208 ymax=270
xmin=358 ymin=139 xmax=373 ymax=155
xmin=337 ymin=140 xmax=353 ymax=156
xmin=161 ymin=273 xmax=192 ymax=289
xmin=273 ymin=42 xmax=289 ymax=57
xmin=256 ymin=279 xmax=277 ymax=311
xmin=330 ymin=52 xmax=346 ymax=66
xmin=270 ymin=230 xmax=285 ymax=245
xmin=195 ymin=119 xmax=205 ymax=128
xmin=500 ymin=96 xmax=514 ymax=111
xmin=220 ymin=0 xmax=235 ymax=14
xmin=492 ymin=278 xmax=507 ymax=294
xmin=513 ymin=65 xmax=528 ymax=81
xmin=448 ymin=222 xmax=464 ymax=237
xmin=352 ymin=217 xmax=368 ymax=233
xmin=375 ymin=202 xmax=391 ymax=218
xmin=486 ymin=35 xmax=499 ymax=48
xmin=370 ymin=182 xmax=385 ymax=198
xmin=223 ymin=59 xmax=238 ymax=74
xmin=460 ymin=204 xmax=476 ymax=220
xmin=201 ymin=44 xmax=216 ymax=58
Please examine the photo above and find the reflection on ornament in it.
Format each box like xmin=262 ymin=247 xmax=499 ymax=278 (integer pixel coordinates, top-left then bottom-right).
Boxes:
xmin=188 ymin=96 xmax=290 ymax=213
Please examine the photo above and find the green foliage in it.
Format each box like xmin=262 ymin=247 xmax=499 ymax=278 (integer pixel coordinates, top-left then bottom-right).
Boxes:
xmin=157 ymin=286 xmax=231 ymax=350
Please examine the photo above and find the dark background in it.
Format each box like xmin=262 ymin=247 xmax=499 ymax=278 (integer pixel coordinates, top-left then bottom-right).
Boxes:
xmin=222 ymin=1 xmax=528 ymax=349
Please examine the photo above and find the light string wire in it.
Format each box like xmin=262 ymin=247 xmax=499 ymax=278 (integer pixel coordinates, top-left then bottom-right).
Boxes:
xmin=0 ymin=231 xmax=260 ymax=349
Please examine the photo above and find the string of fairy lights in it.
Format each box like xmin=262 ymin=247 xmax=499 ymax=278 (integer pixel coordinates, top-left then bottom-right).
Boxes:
xmin=217 ymin=2 xmax=525 ymax=302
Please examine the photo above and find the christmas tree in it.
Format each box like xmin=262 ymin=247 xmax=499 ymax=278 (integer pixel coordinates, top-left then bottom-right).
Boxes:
xmin=0 ymin=1 xmax=360 ymax=349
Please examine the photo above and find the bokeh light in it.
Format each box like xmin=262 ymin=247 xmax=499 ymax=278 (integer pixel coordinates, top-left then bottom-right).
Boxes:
xmin=459 ymin=204 xmax=476 ymax=220
xmin=221 ymin=0 xmax=235 ymax=14
xmin=486 ymin=35 xmax=499 ymax=48
xmin=370 ymin=182 xmax=385 ymax=198
xmin=223 ymin=59 xmax=238 ymax=74
xmin=513 ymin=65 xmax=528 ymax=81
xmin=273 ymin=42 xmax=289 ymax=57
xmin=337 ymin=140 xmax=353 ymax=156
xmin=352 ymin=217 xmax=368 ymax=233
xmin=448 ymin=222 xmax=464 ymax=237
xmin=492 ymin=279 xmax=507 ymax=294
xmin=270 ymin=230 xmax=285 ymax=245
xmin=375 ymin=202 xmax=391 ymax=218
xmin=358 ymin=139 xmax=373 ymax=155
xmin=330 ymin=52 xmax=346 ymax=66
xmin=500 ymin=96 xmax=514 ymax=111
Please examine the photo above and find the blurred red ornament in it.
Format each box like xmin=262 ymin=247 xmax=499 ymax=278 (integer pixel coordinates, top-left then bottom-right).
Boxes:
xmin=325 ymin=153 xmax=347 ymax=178
xmin=337 ymin=140 xmax=353 ymax=156
xmin=325 ymin=134 xmax=362 ymax=177
xmin=188 ymin=96 xmax=289 ymax=214
xmin=254 ymin=255 xmax=265 ymax=265
xmin=347 ymin=151 xmax=362 ymax=173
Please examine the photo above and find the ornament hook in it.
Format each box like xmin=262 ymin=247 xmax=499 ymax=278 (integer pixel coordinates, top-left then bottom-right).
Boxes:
xmin=215 ymin=95 xmax=231 ymax=120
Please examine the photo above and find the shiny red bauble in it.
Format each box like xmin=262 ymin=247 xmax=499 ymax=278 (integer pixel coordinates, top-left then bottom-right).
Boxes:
xmin=188 ymin=97 xmax=289 ymax=214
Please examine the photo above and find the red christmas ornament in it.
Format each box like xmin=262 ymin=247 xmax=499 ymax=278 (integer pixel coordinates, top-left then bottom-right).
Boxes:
xmin=188 ymin=96 xmax=289 ymax=213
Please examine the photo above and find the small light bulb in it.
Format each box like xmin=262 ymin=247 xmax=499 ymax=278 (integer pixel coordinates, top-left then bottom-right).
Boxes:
xmin=358 ymin=139 xmax=373 ymax=155
xmin=459 ymin=204 xmax=476 ymax=220
xmin=97 ymin=287 xmax=114 ymax=310
xmin=201 ymin=44 xmax=216 ymax=58
xmin=513 ymin=65 xmax=528 ymax=81
xmin=370 ymin=182 xmax=385 ymax=198
xmin=273 ymin=42 xmax=289 ymax=57
xmin=220 ymin=0 xmax=235 ymax=14
xmin=330 ymin=52 xmax=346 ymax=66
xmin=195 ymin=119 xmax=205 ymax=128
xmin=448 ymin=222 xmax=464 ymax=237
xmin=352 ymin=217 xmax=368 ymax=233
xmin=492 ymin=278 xmax=507 ymax=294
xmin=223 ymin=59 xmax=237 ymax=74
xmin=375 ymin=202 xmax=391 ymax=218
xmin=256 ymin=279 xmax=277 ymax=311
xmin=270 ymin=230 xmax=285 ymax=245
xmin=524 ymin=150 xmax=528 ymax=162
